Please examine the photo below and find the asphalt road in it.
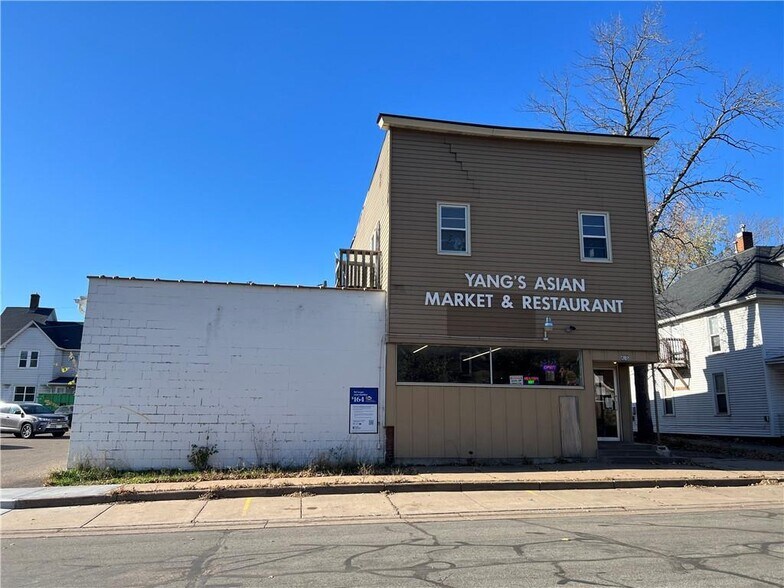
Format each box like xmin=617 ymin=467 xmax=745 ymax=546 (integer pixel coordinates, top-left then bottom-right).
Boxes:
xmin=0 ymin=433 xmax=70 ymax=488
xmin=2 ymin=507 xmax=782 ymax=587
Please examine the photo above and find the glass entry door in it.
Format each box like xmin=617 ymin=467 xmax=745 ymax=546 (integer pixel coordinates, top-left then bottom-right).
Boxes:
xmin=594 ymin=368 xmax=619 ymax=440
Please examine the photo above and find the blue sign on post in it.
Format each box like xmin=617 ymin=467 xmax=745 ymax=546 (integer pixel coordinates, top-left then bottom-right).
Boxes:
xmin=350 ymin=387 xmax=378 ymax=434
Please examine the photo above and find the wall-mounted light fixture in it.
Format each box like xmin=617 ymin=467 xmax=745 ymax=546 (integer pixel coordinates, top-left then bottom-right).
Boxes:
xmin=543 ymin=316 xmax=554 ymax=341
xmin=564 ymin=325 xmax=576 ymax=333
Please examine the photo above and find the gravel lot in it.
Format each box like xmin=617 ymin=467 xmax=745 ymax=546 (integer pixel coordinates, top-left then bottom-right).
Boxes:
xmin=0 ymin=433 xmax=70 ymax=488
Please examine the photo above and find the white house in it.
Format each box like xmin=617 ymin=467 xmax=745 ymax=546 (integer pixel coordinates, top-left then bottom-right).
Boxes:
xmin=1 ymin=294 xmax=82 ymax=407
xmin=643 ymin=232 xmax=784 ymax=438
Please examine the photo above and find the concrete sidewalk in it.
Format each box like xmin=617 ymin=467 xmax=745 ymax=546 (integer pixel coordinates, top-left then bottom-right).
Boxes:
xmin=2 ymin=485 xmax=783 ymax=538
xmin=1 ymin=457 xmax=781 ymax=511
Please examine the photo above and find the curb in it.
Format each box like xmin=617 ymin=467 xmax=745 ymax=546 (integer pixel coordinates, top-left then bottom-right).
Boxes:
xmin=4 ymin=476 xmax=780 ymax=510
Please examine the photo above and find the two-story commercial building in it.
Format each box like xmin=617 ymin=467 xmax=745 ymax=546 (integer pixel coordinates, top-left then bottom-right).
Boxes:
xmin=70 ymin=114 xmax=659 ymax=469
xmin=349 ymin=115 xmax=659 ymax=461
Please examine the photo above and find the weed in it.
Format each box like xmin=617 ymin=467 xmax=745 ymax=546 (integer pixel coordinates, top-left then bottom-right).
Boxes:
xmin=188 ymin=435 xmax=218 ymax=471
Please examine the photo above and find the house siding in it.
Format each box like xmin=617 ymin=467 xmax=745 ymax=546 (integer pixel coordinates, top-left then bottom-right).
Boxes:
xmin=653 ymin=302 xmax=774 ymax=437
xmin=1 ymin=327 xmax=58 ymax=402
xmin=759 ymin=299 xmax=784 ymax=434
xmin=351 ymin=133 xmax=391 ymax=292
xmin=386 ymin=129 xmax=658 ymax=353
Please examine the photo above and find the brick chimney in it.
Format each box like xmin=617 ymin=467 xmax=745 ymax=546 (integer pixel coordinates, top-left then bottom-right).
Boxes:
xmin=734 ymin=225 xmax=754 ymax=253
xmin=29 ymin=293 xmax=40 ymax=311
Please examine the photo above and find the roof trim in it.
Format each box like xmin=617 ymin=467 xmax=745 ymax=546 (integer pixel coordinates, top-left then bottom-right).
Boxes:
xmin=658 ymin=293 xmax=784 ymax=325
xmin=87 ymin=275 xmax=382 ymax=293
xmin=0 ymin=320 xmax=80 ymax=351
xmin=377 ymin=114 xmax=659 ymax=149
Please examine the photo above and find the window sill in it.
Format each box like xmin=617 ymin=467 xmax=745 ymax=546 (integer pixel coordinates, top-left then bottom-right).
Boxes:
xmin=437 ymin=251 xmax=471 ymax=257
xmin=580 ymin=257 xmax=613 ymax=263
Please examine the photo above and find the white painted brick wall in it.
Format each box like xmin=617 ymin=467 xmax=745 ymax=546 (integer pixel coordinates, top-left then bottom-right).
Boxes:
xmin=68 ymin=278 xmax=387 ymax=470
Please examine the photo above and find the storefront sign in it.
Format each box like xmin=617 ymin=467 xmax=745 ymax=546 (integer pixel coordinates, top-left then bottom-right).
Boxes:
xmin=424 ymin=272 xmax=625 ymax=313
xmin=349 ymin=387 xmax=378 ymax=434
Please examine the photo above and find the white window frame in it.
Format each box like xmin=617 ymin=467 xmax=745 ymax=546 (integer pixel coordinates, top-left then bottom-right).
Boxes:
xmin=437 ymin=202 xmax=471 ymax=256
xmin=707 ymin=315 xmax=722 ymax=353
xmin=578 ymin=211 xmax=612 ymax=263
xmin=13 ymin=386 xmax=35 ymax=402
xmin=711 ymin=372 xmax=730 ymax=416
xmin=18 ymin=350 xmax=39 ymax=369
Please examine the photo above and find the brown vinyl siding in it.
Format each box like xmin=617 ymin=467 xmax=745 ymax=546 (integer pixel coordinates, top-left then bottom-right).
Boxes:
xmin=387 ymin=129 xmax=658 ymax=354
xmin=351 ymin=133 xmax=391 ymax=291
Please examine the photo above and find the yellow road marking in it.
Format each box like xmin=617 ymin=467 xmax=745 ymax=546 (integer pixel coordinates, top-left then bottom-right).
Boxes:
xmin=242 ymin=498 xmax=252 ymax=517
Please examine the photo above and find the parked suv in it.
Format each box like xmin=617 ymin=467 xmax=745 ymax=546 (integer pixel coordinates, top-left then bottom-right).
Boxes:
xmin=0 ymin=402 xmax=70 ymax=439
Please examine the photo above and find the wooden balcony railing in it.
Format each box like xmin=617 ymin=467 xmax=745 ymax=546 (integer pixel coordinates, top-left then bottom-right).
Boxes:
xmin=658 ymin=338 xmax=689 ymax=367
xmin=335 ymin=249 xmax=381 ymax=289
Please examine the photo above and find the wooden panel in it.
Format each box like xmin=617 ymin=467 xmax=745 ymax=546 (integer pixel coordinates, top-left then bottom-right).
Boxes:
xmin=427 ymin=388 xmax=445 ymax=457
xmin=560 ymin=396 xmax=582 ymax=457
xmin=412 ymin=391 xmax=429 ymax=456
xmin=521 ymin=391 xmax=539 ymax=458
xmin=490 ymin=392 xmax=508 ymax=458
xmin=474 ymin=388 xmax=493 ymax=458
xmin=387 ymin=129 xmax=658 ymax=352
xmin=385 ymin=344 xmax=396 ymax=425
xmin=443 ymin=391 xmax=461 ymax=456
xmin=459 ymin=388 xmax=476 ymax=457
xmin=393 ymin=383 xmax=597 ymax=460
xmin=395 ymin=386 xmax=413 ymax=457
xmin=505 ymin=389 xmax=523 ymax=458
xmin=534 ymin=392 xmax=554 ymax=458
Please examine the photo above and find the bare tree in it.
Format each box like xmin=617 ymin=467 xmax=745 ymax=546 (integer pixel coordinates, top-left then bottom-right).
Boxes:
xmin=527 ymin=6 xmax=783 ymax=441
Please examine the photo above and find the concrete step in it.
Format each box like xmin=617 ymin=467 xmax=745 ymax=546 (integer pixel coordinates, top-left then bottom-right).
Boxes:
xmin=597 ymin=443 xmax=689 ymax=465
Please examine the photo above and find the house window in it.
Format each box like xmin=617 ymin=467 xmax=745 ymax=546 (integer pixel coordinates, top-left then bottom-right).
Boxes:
xmin=712 ymin=373 xmax=730 ymax=415
xmin=18 ymin=351 xmax=39 ymax=369
xmin=14 ymin=386 xmax=35 ymax=402
xmin=579 ymin=212 xmax=612 ymax=262
xmin=438 ymin=203 xmax=470 ymax=255
xmin=708 ymin=316 xmax=721 ymax=352
xmin=662 ymin=386 xmax=675 ymax=416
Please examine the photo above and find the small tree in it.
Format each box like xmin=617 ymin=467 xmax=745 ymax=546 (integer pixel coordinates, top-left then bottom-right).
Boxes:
xmin=528 ymin=6 xmax=782 ymax=440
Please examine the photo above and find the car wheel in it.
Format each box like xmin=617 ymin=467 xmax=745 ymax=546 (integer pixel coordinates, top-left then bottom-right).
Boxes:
xmin=20 ymin=423 xmax=34 ymax=439
xmin=52 ymin=431 xmax=66 ymax=438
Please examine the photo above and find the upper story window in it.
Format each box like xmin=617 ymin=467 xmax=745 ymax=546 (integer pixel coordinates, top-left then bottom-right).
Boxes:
xmin=18 ymin=351 xmax=39 ymax=369
xmin=708 ymin=315 xmax=722 ymax=352
xmin=579 ymin=212 xmax=612 ymax=262
xmin=438 ymin=203 xmax=471 ymax=255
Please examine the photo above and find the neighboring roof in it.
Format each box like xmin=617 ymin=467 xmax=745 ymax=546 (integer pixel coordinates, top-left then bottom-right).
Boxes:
xmin=40 ymin=322 xmax=83 ymax=350
xmin=377 ymin=113 xmax=659 ymax=149
xmin=660 ymin=245 xmax=784 ymax=319
xmin=48 ymin=376 xmax=77 ymax=386
xmin=1 ymin=306 xmax=56 ymax=345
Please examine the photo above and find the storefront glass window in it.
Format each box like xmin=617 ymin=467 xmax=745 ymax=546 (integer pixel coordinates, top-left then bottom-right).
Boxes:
xmin=491 ymin=348 xmax=581 ymax=386
xmin=397 ymin=345 xmax=491 ymax=384
xmin=398 ymin=345 xmax=582 ymax=386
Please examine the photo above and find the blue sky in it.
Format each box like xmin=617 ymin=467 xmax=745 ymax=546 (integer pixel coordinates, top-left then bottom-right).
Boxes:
xmin=3 ymin=2 xmax=782 ymax=321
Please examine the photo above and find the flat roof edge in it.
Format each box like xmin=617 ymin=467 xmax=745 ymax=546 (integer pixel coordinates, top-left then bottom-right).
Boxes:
xmin=87 ymin=275 xmax=383 ymax=293
xmin=377 ymin=114 xmax=658 ymax=149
